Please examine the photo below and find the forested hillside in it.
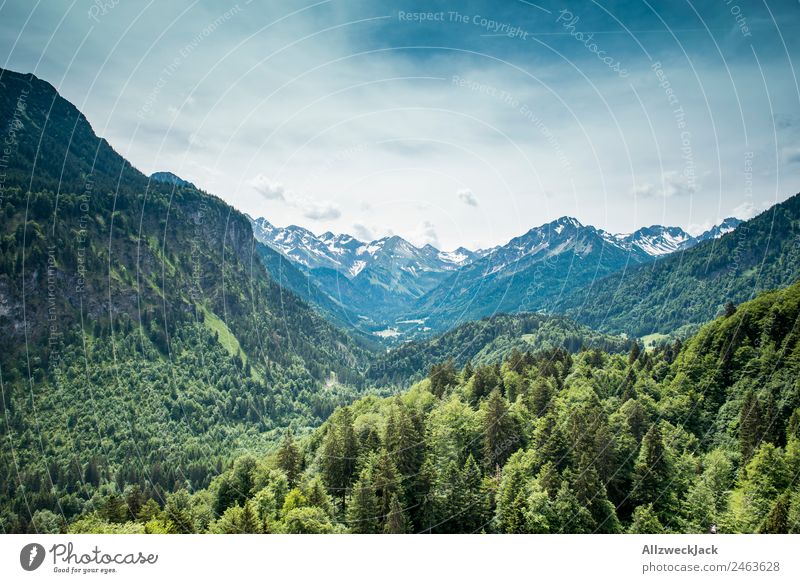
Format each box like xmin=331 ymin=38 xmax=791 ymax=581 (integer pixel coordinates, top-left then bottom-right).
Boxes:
xmin=366 ymin=312 xmax=631 ymax=387
xmin=0 ymin=68 xmax=374 ymax=532
xmin=555 ymin=194 xmax=800 ymax=336
xmin=49 ymin=281 xmax=800 ymax=534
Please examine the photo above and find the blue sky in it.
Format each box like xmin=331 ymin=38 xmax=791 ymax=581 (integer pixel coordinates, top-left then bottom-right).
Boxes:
xmin=2 ymin=0 xmax=800 ymax=249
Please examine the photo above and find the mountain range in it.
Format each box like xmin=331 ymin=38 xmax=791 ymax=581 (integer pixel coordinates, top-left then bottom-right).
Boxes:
xmin=251 ymin=213 xmax=742 ymax=340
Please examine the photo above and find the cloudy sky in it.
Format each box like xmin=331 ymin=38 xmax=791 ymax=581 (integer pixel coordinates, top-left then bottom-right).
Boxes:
xmin=2 ymin=0 xmax=799 ymax=249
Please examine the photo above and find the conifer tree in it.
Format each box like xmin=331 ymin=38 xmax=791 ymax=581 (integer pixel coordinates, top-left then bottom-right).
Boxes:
xmin=482 ymin=389 xmax=519 ymax=470
xmin=460 ymin=453 xmax=487 ymax=533
xmin=277 ymin=430 xmax=302 ymax=486
xmin=429 ymin=359 xmax=457 ymax=398
xmin=632 ymin=423 xmax=673 ymax=523
xmin=384 ymin=494 xmax=409 ymax=534
xmin=384 ymin=400 xmax=423 ymax=478
xmin=628 ymin=341 xmax=641 ymax=365
xmin=533 ymin=406 xmax=568 ymax=470
xmin=347 ymin=471 xmax=380 ymax=534
xmin=371 ymin=451 xmax=404 ymax=520
xmin=739 ymin=389 xmax=763 ymax=463
xmin=305 ymin=476 xmax=334 ymax=517
xmin=321 ymin=408 xmax=358 ymax=505
xmin=628 ymin=504 xmax=665 ymax=533
xmin=760 ymin=490 xmax=790 ymax=533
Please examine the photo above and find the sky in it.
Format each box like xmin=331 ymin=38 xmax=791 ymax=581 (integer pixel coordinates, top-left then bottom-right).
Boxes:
xmin=2 ymin=0 xmax=800 ymax=250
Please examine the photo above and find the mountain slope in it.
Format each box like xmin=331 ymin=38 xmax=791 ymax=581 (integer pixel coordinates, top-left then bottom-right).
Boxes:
xmin=125 ymin=278 xmax=800 ymax=534
xmin=405 ymin=216 xmax=653 ymax=333
xmin=365 ymin=312 xmax=631 ymax=387
xmin=252 ymin=213 xmax=742 ymax=341
xmin=0 ymin=68 xmax=373 ymax=530
xmin=150 ymin=171 xmax=195 ymax=188
xmin=554 ymin=195 xmax=800 ymax=336
xmin=251 ymin=217 xmax=475 ymax=326
xmin=254 ymin=241 xmax=383 ymax=348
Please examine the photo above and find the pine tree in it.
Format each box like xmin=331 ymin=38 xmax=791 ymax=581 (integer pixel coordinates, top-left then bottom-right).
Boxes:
xmin=240 ymin=501 xmax=261 ymax=533
xmin=628 ymin=504 xmax=665 ymax=533
xmin=739 ymin=389 xmax=763 ymax=463
xmin=533 ymin=406 xmax=568 ymax=470
xmin=462 ymin=360 xmax=474 ymax=383
xmin=632 ymin=423 xmax=673 ymax=524
xmin=436 ymin=460 xmax=466 ymax=533
xmin=384 ymin=494 xmax=409 ymax=534
xmin=529 ymin=378 xmax=554 ymax=417
xmin=760 ymin=490 xmax=790 ymax=533
xmin=494 ymin=453 xmax=531 ymax=534
xmin=411 ymin=457 xmax=437 ymax=533
xmin=305 ymin=476 xmax=333 ymax=517
xmin=347 ymin=472 xmax=380 ymax=534
xmin=321 ymin=408 xmax=358 ymax=505
xmin=628 ymin=341 xmax=641 ymax=365
xmin=429 ymin=360 xmax=457 ymax=398
xmin=371 ymin=451 xmax=404 ymax=520
xmin=460 ymin=454 xmax=487 ymax=533
xmin=164 ymin=490 xmax=195 ymax=533
xmin=482 ymin=389 xmax=519 ymax=471
xmin=552 ymin=480 xmax=594 ymax=533
xmin=384 ymin=399 xmax=423 ymax=478
xmin=276 ymin=430 xmax=302 ymax=486
xmin=736 ymin=443 xmax=789 ymax=531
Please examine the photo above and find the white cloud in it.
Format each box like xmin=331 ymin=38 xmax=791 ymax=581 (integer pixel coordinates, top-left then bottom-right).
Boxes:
xmin=732 ymin=201 xmax=769 ymax=220
xmin=781 ymin=147 xmax=800 ymax=165
xmin=686 ymin=221 xmax=713 ymax=237
xmin=299 ymin=199 xmax=341 ymax=221
xmin=458 ymin=188 xmax=478 ymax=206
xmin=408 ymin=220 xmax=440 ymax=248
xmin=633 ymin=171 xmax=697 ymax=199
xmin=352 ymin=223 xmax=374 ymax=241
xmin=250 ymin=175 xmax=286 ymax=201
xmin=188 ymin=132 xmax=206 ymax=149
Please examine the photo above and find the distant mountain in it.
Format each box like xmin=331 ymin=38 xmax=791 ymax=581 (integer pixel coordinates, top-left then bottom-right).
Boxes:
xmin=252 ymin=213 xmax=744 ymax=340
xmin=693 ymin=217 xmax=743 ymax=242
xmin=405 ymin=216 xmax=654 ymax=334
xmin=616 ymin=225 xmax=694 ymax=256
xmin=150 ymin=171 xmax=195 ymax=188
xmin=554 ymin=199 xmax=799 ymax=337
xmin=250 ymin=216 xmax=480 ymax=328
xmin=615 ymin=218 xmax=742 ymax=257
xmin=251 ymin=216 xmax=474 ymax=275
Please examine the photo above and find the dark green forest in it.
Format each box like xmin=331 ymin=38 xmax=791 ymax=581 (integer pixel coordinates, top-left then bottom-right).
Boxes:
xmin=19 ymin=280 xmax=800 ymax=534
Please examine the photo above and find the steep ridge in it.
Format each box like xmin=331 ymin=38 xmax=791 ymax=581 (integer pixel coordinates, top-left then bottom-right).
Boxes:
xmin=0 ymin=68 xmax=372 ymax=523
xmin=554 ymin=195 xmax=800 ymax=336
xmin=406 ymin=216 xmax=653 ymax=333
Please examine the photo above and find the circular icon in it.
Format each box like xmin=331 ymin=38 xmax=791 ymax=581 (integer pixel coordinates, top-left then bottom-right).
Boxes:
xmin=20 ymin=543 xmax=46 ymax=571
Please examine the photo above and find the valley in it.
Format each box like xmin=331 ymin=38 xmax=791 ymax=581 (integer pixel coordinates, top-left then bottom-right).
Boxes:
xmin=1 ymin=66 xmax=799 ymax=535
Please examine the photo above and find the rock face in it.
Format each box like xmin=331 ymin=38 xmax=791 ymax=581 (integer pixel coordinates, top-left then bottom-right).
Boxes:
xmin=150 ymin=171 xmax=195 ymax=188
